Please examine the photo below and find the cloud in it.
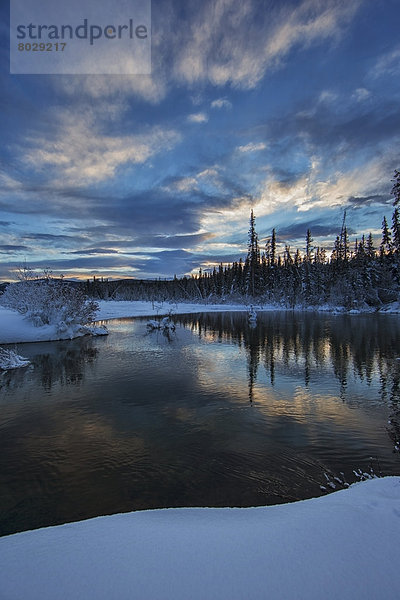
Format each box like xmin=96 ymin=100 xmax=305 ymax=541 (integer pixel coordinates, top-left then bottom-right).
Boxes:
xmin=23 ymin=233 xmax=87 ymax=244
xmin=0 ymin=172 xmax=21 ymax=190
xmin=318 ymin=90 xmax=338 ymax=104
xmin=371 ymin=46 xmax=400 ymax=79
xmin=187 ymin=112 xmax=209 ymax=124
xmin=66 ymin=248 xmax=121 ymax=255
xmin=23 ymin=108 xmax=181 ymax=185
xmin=351 ymin=88 xmax=370 ymax=102
xmin=0 ymin=244 xmax=29 ymax=254
xmin=277 ymin=221 xmax=351 ymax=241
xmin=174 ymin=0 xmax=362 ymax=89
xmin=97 ymin=233 xmax=214 ymax=251
xmin=237 ymin=142 xmax=267 ymax=153
xmin=46 ymin=0 xmax=362 ymax=105
xmin=264 ymin=94 xmax=400 ymax=167
xmin=55 ymin=75 xmax=167 ymax=105
xmin=0 ymin=172 xmax=242 ymax=250
xmin=211 ymin=98 xmax=232 ymax=109
xmin=162 ymin=166 xmax=247 ymax=201
xmin=257 ymin=155 xmax=393 ymax=216
xmin=163 ymin=176 xmax=199 ymax=193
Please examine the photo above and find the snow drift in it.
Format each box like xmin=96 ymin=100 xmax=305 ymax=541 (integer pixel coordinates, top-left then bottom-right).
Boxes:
xmin=1 ymin=477 xmax=399 ymax=600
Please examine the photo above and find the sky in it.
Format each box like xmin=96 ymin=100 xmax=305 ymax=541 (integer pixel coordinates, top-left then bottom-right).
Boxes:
xmin=0 ymin=0 xmax=399 ymax=281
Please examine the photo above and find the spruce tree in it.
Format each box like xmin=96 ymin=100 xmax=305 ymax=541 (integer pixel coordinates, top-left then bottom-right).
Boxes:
xmin=305 ymin=229 xmax=313 ymax=262
xmin=366 ymin=233 xmax=375 ymax=259
xmin=391 ymin=208 xmax=400 ymax=284
xmin=391 ymin=169 xmax=400 ymax=206
xmin=270 ymin=228 xmax=276 ymax=266
xmin=380 ymin=216 xmax=392 ymax=257
xmin=392 ymin=208 xmax=400 ymax=253
xmin=246 ymin=209 xmax=261 ymax=297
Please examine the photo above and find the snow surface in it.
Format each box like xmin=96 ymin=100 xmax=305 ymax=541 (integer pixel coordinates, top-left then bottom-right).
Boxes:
xmin=0 ymin=306 xmax=107 ymax=344
xmin=0 ymin=302 xmax=269 ymax=344
xmin=95 ymin=299 xmax=400 ymax=319
xmin=1 ymin=300 xmax=399 ymax=345
xmin=1 ymin=477 xmax=399 ymax=600
xmin=96 ymin=300 xmax=272 ymax=321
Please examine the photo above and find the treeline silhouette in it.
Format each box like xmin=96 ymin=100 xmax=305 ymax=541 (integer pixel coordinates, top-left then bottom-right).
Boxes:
xmin=85 ymin=205 xmax=400 ymax=309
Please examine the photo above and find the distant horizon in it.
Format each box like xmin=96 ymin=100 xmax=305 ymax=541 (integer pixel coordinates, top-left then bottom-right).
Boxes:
xmin=0 ymin=203 xmax=398 ymax=282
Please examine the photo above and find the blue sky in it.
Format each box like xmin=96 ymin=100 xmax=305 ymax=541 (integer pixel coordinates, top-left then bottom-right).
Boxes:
xmin=1 ymin=0 xmax=399 ymax=280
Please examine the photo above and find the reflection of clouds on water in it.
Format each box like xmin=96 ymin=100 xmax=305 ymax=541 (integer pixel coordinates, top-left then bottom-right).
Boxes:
xmin=1 ymin=312 xmax=400 ymax=537
xmin=0 ymin=402 xmax=148 ymax=535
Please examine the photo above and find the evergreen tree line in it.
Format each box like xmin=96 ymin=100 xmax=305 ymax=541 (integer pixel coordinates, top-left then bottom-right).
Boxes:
xmin=86 ymin=171 xmax=400 ymax=309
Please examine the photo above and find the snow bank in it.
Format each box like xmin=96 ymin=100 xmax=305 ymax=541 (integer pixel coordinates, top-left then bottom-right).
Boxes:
xmin=0 ymin=302 xmax=259 ymax=344
xmin=1 ymin=477 xmax=399 ymax=600
xmin=95 ymin=300 xmax=397 ymax=321
xmin=0 ymin=299 xmax=398 ymax=345
xmin=0 ymin=306 xmax=107 ymax=344
xmin=96 ymin=300 xmax=274 ymax=321
xmin=379 ymin=300 xmax=400 ymax=313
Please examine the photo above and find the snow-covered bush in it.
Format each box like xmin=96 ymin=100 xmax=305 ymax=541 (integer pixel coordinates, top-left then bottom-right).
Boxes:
xmin=0 ymin=347 xmax=30 ymax=370
xmin=146 ymin=315 xmax=176 ymax=332
xmin=0 ymin=272 xmax=99 ymax=333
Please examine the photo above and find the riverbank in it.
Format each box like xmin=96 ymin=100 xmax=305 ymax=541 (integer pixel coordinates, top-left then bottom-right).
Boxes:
xmin=1 ymin=298 xmax=399 ymax=346
xmin=1 ymin=477 xmax=399 ymax=600
xmin=0 ymin=305 xmax=107 ymax=345
xmin=96 ymin=299 xmax=400 ymax=320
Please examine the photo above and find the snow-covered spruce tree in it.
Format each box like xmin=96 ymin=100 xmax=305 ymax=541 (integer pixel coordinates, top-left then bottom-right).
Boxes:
xmin=391 ymin=169 xmax=400 ymax=206
xmin=380 ymin=216 xmax=392 ymax=258
xmin=245 ymin=209 xmax=262 ymax=297
xmin=0 ymin=270 xmax=99 ymax=334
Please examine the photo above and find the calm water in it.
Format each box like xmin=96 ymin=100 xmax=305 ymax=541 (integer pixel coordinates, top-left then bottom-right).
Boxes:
xmin=1 ymin=311 xmax=400 ymax=536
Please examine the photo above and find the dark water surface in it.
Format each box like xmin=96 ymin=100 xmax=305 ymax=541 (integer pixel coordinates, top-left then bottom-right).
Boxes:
xmin=1 ymin=311 xmax=400 ymax=536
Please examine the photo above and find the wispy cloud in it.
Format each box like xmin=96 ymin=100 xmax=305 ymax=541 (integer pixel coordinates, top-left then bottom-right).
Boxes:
xmin=23 ymin=108 xmax=181 ymax=185
xmin=237 ymin=142 xmax=267 ymax=153
xmin=318 ymin=90 xmax=338 ymax=104
xmin=56 ymin=74 xmax=167 ymax=105
xmin=48 ymin=1 xmax=361 ymax=104
xmin=163 ymin=176 xmax=199 ymax=193
xmin=371 ymin=46 xmax=400 ymax=79
xmin=174 ymin=0 xmax=362 ymax=89
xmin=351 ymin=88 xmax=370 ymax=102
xmin=0 ymin=244 xmax=28 ymax=254
xmin=187 ymin=112 xmax=209 ymax=124
xmin=256 ymin=155 xmax=393 ymax=217
xmin=211 ymin=98 xmax=232 ymax=109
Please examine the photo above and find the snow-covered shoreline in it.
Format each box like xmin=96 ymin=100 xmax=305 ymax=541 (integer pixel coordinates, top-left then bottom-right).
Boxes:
xmin=95 ymin=298 xmax=400 ymax=320
xmin=0 ymin=306 xmax=107 ymax=345
xmin=1 ymin=300 xmax=400 ymax=346
xmin=95 ymin=299 xmax=400 ymax=321
xmin=1 ymin=477 xmax=399 ymax=600
xmin=96 ymin=300 xmax=280 ymax=321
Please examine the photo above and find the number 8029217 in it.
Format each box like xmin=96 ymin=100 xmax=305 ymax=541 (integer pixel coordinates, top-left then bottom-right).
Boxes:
xmin=18 ymin=42 xmax=67 ymax=51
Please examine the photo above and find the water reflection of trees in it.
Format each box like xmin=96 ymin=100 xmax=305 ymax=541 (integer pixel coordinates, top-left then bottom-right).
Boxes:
xmin=35 ymin=338 xmax=100 ymax=390
xmin=0 ymin=364 xmax=32 ymax=393
xmin=0 ymin=338 xmax=100 ymax=393
xmin=176 ymin=312 xmax=400 ymax=405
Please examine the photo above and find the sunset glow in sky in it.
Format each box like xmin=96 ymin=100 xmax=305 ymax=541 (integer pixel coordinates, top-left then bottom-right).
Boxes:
xmin=1 ymin=0 xmax=399 ymax=280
